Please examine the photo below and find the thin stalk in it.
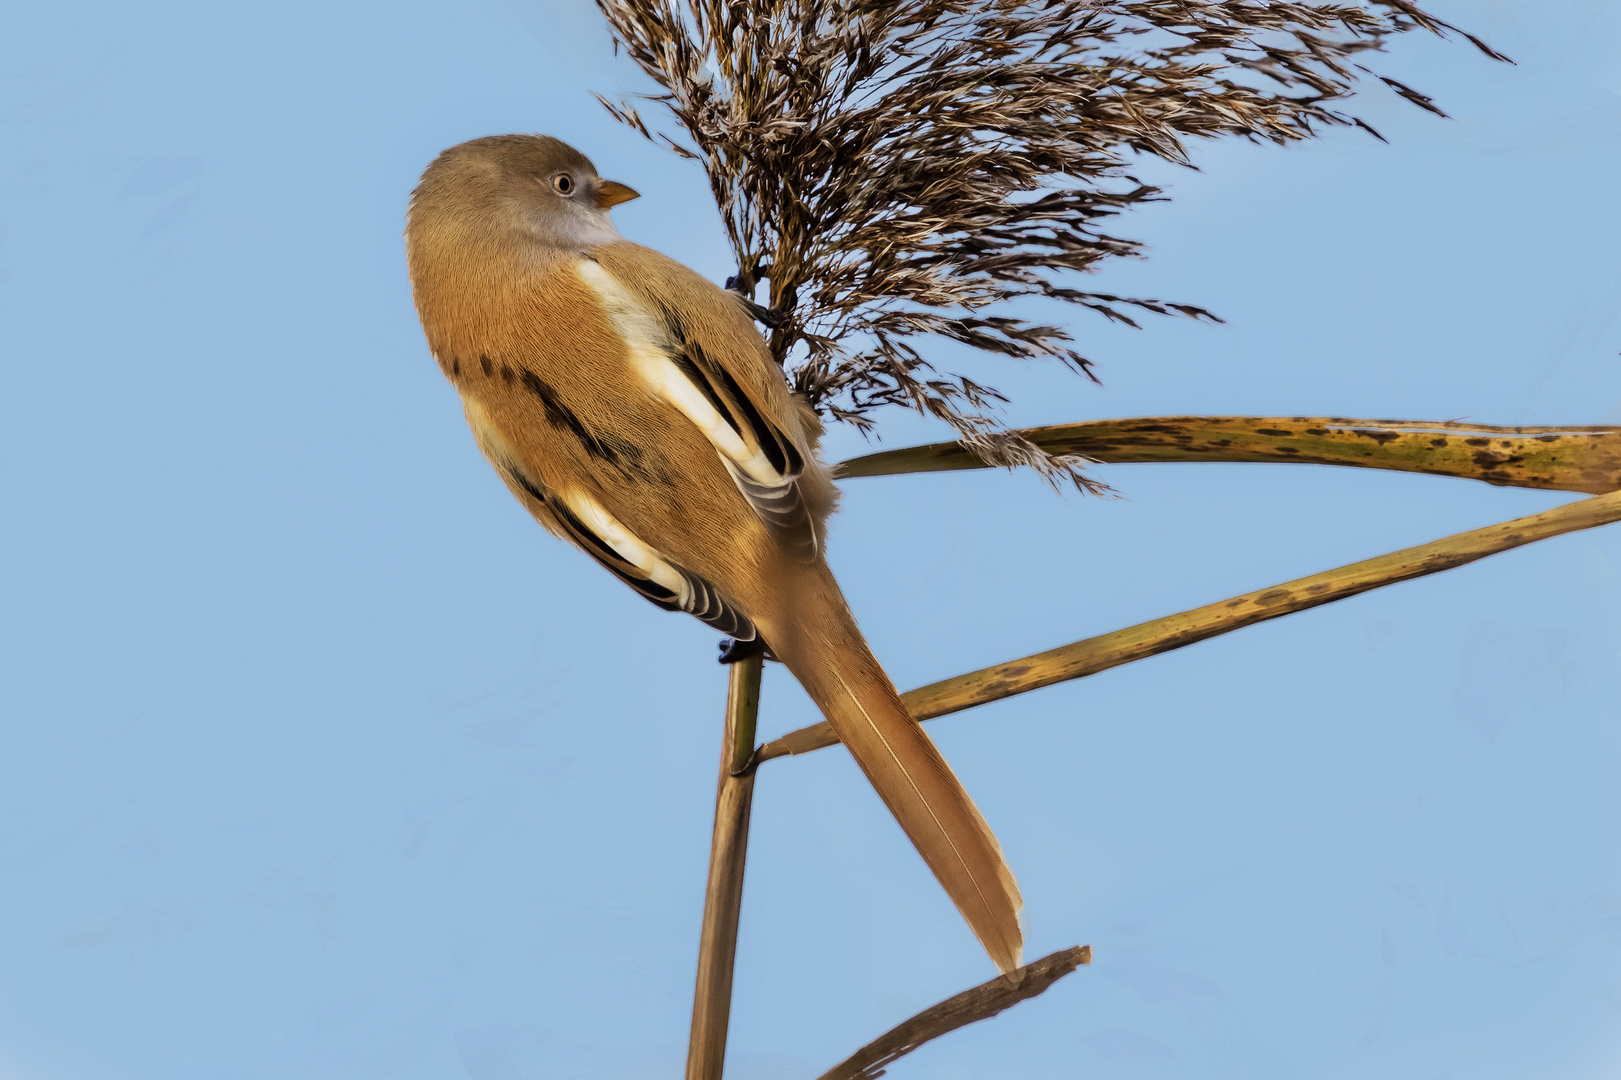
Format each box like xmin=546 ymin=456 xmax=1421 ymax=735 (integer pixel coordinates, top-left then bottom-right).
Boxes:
xmin=685 ymin=653 xmax=764 ymax=1080
xmin=836 ymin=417 xmax=1621 ymax=494
xmin=760 ymin=489 xmax=1621 ymax=760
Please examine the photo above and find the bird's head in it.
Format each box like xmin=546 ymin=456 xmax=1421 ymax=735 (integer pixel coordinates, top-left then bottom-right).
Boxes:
xmin=409 ymin=134 xmax=640 ymax=251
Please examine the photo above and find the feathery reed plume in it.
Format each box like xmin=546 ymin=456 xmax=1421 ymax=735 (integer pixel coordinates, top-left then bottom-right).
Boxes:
xmin=593 ymin=0 xmax=1507 ymax=488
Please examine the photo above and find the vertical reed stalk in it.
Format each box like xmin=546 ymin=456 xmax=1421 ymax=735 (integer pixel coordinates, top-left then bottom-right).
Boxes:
xmin=685 ymin=653 xmax=763 ymax=1080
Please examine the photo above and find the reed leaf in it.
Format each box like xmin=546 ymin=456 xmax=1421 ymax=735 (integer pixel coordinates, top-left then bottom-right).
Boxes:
xmin=759 ymin=488 xmax=1621 ymax=760
xmin=837 ymin=416 xmax=1621 ymax=494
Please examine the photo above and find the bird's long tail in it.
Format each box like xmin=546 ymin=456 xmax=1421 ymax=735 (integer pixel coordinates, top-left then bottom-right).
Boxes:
xmin=757 ymin=564 xmax=1023 ymax=973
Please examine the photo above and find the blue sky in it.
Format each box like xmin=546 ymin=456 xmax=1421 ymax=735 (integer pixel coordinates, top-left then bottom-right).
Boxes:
xmin=2 ymin=1 xmax=1618 ymax=1077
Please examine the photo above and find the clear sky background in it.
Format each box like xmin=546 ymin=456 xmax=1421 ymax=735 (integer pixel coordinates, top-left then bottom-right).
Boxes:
xmin=2 ymin=2 xmax=1619 ymax=1078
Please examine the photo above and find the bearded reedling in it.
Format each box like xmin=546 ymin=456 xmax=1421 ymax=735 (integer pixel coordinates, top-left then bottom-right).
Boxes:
xmin=406 ymin=134 xmax=1022 ymax=972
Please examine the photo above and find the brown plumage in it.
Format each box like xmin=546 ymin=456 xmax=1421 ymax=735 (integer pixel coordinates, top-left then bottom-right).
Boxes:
xmin=405 ymin=134 xmax=1022 ymax=972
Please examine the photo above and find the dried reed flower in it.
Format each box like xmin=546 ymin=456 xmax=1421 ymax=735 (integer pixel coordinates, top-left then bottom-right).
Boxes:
xmin=594 ymin=0 xmax=1508 ymax=489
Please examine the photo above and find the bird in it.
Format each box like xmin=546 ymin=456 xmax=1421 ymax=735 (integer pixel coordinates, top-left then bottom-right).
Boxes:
xmin=405 ymin=133 xmax=1023 ymax=973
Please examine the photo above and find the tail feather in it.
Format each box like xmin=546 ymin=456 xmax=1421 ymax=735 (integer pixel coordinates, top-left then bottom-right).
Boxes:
xmin=760 ymin=573 xmax=1024 ymax=973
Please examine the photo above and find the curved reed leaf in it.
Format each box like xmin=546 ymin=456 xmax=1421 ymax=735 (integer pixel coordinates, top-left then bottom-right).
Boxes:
xmin=838 ymin=416 xmax=1621 ymax=494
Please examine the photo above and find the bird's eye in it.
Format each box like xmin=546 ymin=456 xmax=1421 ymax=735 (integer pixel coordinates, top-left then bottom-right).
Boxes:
xmin=552 ymin=174 xmax=574 ymax=195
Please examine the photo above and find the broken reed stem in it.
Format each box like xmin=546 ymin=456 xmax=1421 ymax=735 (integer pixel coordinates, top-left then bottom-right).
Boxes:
xmin=685 ymin=653 xmax=763 ymax=1080
xmin=760 ymin=489 xmax=1621 ymax=761
xmin=816 ymin=945 xmax=1093 ymax=1080
xmin=837 ymin=417 xmax=1621 ymax=495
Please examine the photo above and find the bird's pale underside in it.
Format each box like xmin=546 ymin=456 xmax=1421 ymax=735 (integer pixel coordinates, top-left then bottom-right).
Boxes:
xmin=405 ymin=133 xmax=1023 ymax=972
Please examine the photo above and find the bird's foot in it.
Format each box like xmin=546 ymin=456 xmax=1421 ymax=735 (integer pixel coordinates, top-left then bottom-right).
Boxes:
xmin=717 ymin=636 xmax=776 ymax=665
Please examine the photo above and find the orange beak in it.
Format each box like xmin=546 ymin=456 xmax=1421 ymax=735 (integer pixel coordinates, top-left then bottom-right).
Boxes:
xmin=595 ymin=180 xmax=640 ymax=209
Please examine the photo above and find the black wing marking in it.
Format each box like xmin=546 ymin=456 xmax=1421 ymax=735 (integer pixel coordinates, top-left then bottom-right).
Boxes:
xmin=496 ymin=457 xmax=756 ymax=640
xmin=657 ymin=308 xmax=817 ymax=561
xmin=725 ymin=467 xmax=813 ymax=553
xmin=672 ymin=567 xmax=754 ymax=639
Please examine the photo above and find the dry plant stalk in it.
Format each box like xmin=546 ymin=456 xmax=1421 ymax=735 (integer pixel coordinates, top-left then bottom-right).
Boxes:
xmin=761 ymin=487 xmax=1621 ymax=759
xmin=686 ymin=654 xmax=763 ymax=1080
xmin=838 ymin=417 xmax=1621 ymax=494
xmin=595 ymin=0 xmax=1506 ymax=487
xmin=817 ymin=945 xmax=1092 ymax=1080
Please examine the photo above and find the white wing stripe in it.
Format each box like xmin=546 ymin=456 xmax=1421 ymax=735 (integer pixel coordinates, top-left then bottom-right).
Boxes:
xmin=573 ymin=258 xmax=787 ymax=488
xmin=563 ymin=490 xmax=692 ymax=605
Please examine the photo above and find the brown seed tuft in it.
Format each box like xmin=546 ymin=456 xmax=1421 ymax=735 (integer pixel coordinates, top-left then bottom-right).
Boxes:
xmin=594 ymin=0 xmax=1506 ymax=489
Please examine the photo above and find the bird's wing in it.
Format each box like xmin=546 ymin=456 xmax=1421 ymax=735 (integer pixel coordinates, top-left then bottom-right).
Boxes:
xmin=579 ymin=245 xmax=819 ymax=561
xmin=465 ymin=396 xmax=756 ymax=640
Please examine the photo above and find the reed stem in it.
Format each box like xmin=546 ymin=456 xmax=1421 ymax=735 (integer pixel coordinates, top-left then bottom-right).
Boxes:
xmin=685 ymin=653 xmax=763 ymax=1080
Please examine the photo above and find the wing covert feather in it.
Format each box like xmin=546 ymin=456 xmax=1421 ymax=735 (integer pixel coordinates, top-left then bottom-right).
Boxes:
xmin=584 ymin=244 xmax=821 ymax=561
xmin=465 ymin=395 xmax=756 ymax=639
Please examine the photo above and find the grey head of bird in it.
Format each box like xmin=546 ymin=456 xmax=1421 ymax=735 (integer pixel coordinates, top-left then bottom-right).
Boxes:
xmin=409 ymin=133 xmax=640 ymax=251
